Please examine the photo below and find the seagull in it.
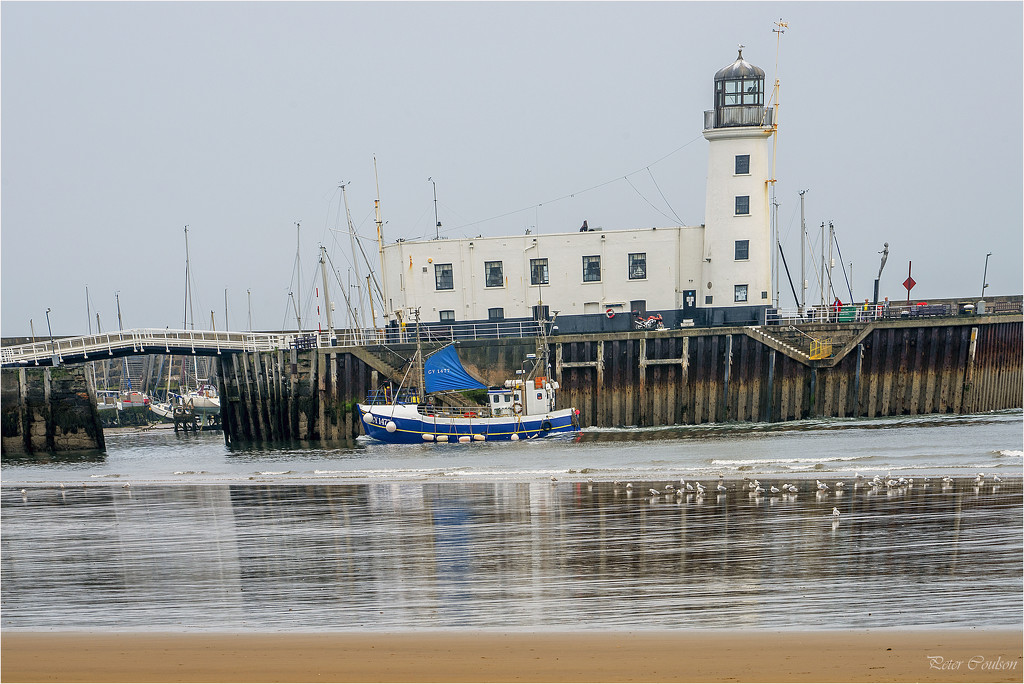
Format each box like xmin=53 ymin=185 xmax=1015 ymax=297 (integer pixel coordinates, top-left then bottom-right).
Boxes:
xmin=625 ymin=482 xmax=633 ymax=490
xmin=685 ymin=482 xmax=694 ymax=492
xmin=855 ymin=472 xmax=864 ymax=481
xmin=816 ymin=480 xmax=830 ymax=491
xmin=769 ymin=485 xmax=781 ymax=494
xmin=835 ymin=481 xmax=845 ymax=489
xmin=122 ymin=483 xmax=131 ymax=489
xmin=58 ymin=483 xmax=66 ymax=490
xmin=941 ymin=476 xmax=954 ymax=484
xmin=753 ymin=485 xmax=765 ymax=495
xmin=550 ymin=476 xmax=558 ymax=482
xmin=664 ymin=484 xmax=675 ymax=492
xmin=695 ymin=483 xmax=706 ymax=495
xmin=993 ymin=475 xmax=1003 ymax=483
xmin=717 ymin=483 xmax=728 ymax=493
xmin=832 ymin=507 xmax=841 ymax=517
xmin=787 ymin=484 xmax=799 ymax=493
xmin=649 ymin=488 xmax=661 ymax=496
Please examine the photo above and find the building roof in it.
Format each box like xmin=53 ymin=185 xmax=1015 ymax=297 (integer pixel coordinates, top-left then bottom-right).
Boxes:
xmin=714 ymin=48 xmax=765 ymax=81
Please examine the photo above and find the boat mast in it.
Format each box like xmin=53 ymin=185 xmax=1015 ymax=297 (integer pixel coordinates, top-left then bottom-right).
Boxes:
xmin=374 ymin=157 xmax=390 ymax=326
xmin=413 ymin=307 xmax=424 ymax=403
xmin=340 ymin=183 xmax=367 ymax=329
xmin=319 ymin=246 xmax=336 ymax=343
xmin=799 ymin=190 xmax=807 ymax=315
xmin=183 ymin=225 xmax=194 ymax=330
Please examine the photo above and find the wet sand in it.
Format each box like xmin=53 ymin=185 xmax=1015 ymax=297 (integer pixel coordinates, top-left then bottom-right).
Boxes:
xmin=3 ymin=630 xmax=1021 ymax=682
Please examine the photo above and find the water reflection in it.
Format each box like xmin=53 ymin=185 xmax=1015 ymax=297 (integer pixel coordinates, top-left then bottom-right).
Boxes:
xmin=2 ymin=478 xmax=1020 ymax=631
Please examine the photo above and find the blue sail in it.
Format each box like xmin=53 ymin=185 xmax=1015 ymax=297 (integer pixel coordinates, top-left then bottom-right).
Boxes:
xmin=424 ymin=345 xmax=488 ymax=393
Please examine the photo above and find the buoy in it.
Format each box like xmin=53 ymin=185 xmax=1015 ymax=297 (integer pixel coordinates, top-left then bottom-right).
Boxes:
xmin=458 ymin=436 xmax=471 ymax=443
xmin=473 ymin=434 xmax=486 ymax=441
xmin=385 ymin=421 xmax=397 ymax=433
xmin=436 ymin=434 xmax=449 ymax=442
xmin=422 ymin=433 xmax=435 ymax=441
xmin=511 ymin=433 xmax=520 ymax=441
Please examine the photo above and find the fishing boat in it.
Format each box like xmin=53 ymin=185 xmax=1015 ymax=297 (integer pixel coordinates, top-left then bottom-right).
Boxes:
xmin=358 ymin=343 xmax=579 ymax=443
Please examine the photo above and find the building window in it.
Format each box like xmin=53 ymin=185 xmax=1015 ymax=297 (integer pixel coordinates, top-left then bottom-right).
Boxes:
xmin=439 ymin=310 xmax=455 ymax=323
xmin=762 ymin=291 xmax=769 ymax=300
xmin=628 ymin=253 xmax=647 ymax=280
xmin=735 ymin=196 xmax=750 ymax=215
xmin=583 ymin=255 xmax=601 ymax=282
xmin=488 ymin=307 xmax=504 ymax=322
xmin=734 ymin=284 xmax=748 ymax=303
xmin=530 ymin=258 xmax=549 ymax=285
xmin=705 ymin=295 xmax=713 ymax=305
xmin=435 ymin=263 xmax=454 ymax=290
xmin=734 ymin=240 xmax=749 ymax=260
xmin=532 ymin=304 xmax=550 ymax=321
xmin=484 ymin=260 xmax=503 ymax=288
xmin=735 ymin=154 xmax=750 ymax=175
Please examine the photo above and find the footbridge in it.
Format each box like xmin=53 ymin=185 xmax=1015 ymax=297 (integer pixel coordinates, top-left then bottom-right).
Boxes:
xmin=0 ymin=328 xmax=301 ymax=368
xmin=1 ymin=320 xmax=548 ymax=368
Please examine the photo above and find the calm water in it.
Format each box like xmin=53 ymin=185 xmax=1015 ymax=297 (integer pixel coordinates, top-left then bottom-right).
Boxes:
xmin=2 ymin=411 xmax=1021 ymax=632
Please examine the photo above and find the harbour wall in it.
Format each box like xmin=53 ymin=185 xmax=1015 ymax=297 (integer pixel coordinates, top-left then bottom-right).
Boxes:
xmin=1 ymin=365 xmax=105 ymax=455
xmin=216 ymin=314 xmax=1022 ymax=445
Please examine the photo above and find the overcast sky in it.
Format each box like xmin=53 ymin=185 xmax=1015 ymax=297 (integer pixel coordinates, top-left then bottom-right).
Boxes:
xmin=3 ymin=1 xmax=1021 ymax=336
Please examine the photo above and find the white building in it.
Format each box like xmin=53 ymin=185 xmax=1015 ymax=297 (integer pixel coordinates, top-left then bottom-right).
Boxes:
xmin=378 ymin=50 xmax=775 ymax=332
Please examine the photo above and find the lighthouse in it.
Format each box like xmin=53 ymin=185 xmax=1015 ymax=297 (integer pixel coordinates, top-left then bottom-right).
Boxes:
xmin=701 ymin=47 xmax=774 ymax=325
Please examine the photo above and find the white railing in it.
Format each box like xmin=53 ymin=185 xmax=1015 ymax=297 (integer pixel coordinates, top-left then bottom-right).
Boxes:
xmin=765 ymin=306 xmax=886 ymax=326
xmin=2 ymin=321 xmax=548 ymax=367
xmin=1 ymin=329 xmax=293 ymax=367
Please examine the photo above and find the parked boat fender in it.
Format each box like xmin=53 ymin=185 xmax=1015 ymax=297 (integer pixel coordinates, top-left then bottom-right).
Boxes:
xmin=422 ymin=433 xmax=435 ymax=441
xmin=473 ymin=434 xmax=486 ymax=441
xmin=385 ymin=421 xmax=397 ymax=433
xmin=436 ymin=434 xmax=449 ymax=442
xmin=458 ymin=436 xmax=471 ymax=443
xmin=541 ymin=421 xmax=553 ymax=432
xmin=510 ymin=433 xmax=520 ymax=441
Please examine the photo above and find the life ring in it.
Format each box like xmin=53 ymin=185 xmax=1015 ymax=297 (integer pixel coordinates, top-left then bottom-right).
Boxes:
xmin=606 ymin=308 xmax=615 ymax=319
xmin=513 ymin=401 xmax=523 ymax=416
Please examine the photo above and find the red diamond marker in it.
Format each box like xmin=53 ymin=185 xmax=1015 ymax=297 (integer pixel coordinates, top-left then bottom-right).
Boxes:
xmin=903 ymin=276 xmax=916 ymax=291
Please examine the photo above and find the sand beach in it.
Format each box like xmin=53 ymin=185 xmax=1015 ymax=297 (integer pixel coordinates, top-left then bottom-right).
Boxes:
xmin=3 ymin=630 xmax=1022 ymax=682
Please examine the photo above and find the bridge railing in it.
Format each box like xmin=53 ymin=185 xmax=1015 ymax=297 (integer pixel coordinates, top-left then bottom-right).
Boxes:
xmin=1 ymin=329 xmax=294 ymax=367
xmin=2 ymin=321 xmax=548 ymax=367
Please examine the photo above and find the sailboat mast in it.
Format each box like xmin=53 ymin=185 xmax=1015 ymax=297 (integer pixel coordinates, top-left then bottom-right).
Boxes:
xmin=340 ymin=183 xmax=367 ymax=329
xmin=373 ymin=157 xmax=390 ymax=326
xmin=799 ymin=190 xmax=807 ymax=315
xmin=319 ymin=246 xmax=336 ymax=342
xmin=183 ymin=225 xmax=193 ymax=329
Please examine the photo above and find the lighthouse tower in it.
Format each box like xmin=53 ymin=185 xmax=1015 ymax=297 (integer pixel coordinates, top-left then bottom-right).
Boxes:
xmin=701 ymin=48 xmax=774 ymax=324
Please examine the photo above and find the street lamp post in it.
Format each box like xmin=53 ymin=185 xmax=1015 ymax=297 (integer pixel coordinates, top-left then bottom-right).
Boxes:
xmin=45 ymin=308 xmax=59 ymax=366
xmin=981 ymin=252 xmax=992 ymax=300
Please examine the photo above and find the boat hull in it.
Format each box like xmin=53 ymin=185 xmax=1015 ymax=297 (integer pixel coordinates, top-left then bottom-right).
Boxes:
xmin=357 ymin=403 xmax=577 ymax=443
